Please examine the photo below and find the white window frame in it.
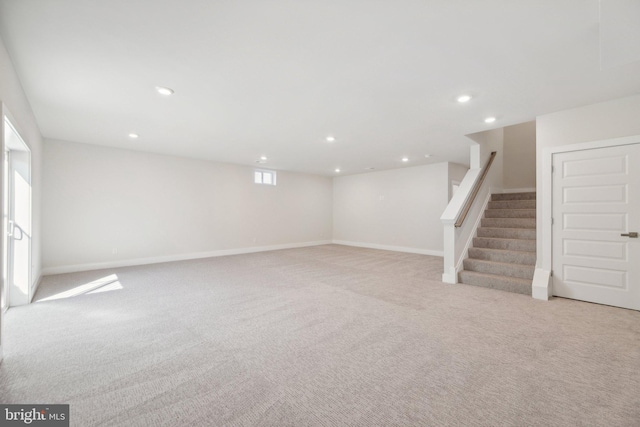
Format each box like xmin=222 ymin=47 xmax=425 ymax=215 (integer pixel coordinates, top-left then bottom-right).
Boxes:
xmin=254 ymin=169 xmax=277 ymax=186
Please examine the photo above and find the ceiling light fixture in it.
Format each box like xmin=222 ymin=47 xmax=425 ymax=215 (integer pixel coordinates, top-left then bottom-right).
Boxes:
xmin=128 ymin=133 xmax=139 ymax=139
xmin=457 ymin=94 xmax=472 ymax=103
xmin=424 ymin=154 xmax=431 ymax=158
xmin=402 ymin=157 xmax=409 ymax=162
xmin=335 ymin=168 xmax=341 ymax=173
xmin=484 ymin=116 xmax=497 ymax=123
xmin=260 ymin=156 xmax=268 ymax=161
xmin=155 ymin=86 xmax=174 ymax=96
xmin=325 ymin=135 xmax=336 ymax=143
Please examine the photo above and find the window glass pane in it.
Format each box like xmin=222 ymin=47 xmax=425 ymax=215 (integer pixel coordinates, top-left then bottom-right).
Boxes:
xmin=254 ymin=171 xmax=262 ymax=184
xmin=263 ymin=172 xmax=272 ymax=185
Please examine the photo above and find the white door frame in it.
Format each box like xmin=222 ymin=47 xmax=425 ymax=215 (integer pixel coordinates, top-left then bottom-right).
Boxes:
xmin=2 ymin=114 xmax=32 ymax=307
xmin=0 ymin=105 xmax=34 ymax=362
xmin=538 ymin=134 xmax=640 ymax=299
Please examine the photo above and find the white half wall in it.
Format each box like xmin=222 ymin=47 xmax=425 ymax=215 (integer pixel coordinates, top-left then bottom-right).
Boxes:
xmin=42 ymin=140 xmax=333 ymax=273
xmin=332 ymin=162 xmax=454 ymax=256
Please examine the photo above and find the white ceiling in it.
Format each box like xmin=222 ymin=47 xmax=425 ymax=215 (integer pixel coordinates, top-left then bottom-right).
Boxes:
xmin=1 ymin=0 xmax=639 ymax=176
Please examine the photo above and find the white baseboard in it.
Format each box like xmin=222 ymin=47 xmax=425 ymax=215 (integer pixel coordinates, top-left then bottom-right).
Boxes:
xmin=30 ymin=273 xmax=43 ymax=303
xmin=41 ymin=240 xmax=333 ymax=275
xmin=332 ymin=240 xmax=443 ymax=257
xmin=532 ymin=268 xmax=552 ymax=300
xmin=441 ymin=272 xmax=456 ymax=284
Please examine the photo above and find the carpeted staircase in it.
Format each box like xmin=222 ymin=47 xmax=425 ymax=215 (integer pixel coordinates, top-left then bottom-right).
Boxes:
xmin=458 ymin=192 xmax=536 ymax=295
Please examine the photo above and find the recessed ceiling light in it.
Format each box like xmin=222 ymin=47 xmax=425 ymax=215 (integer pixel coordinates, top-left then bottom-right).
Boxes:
xmin=155 ymin=86 xmax=174 ymax=96
xmin=457 ymin=94 xmax=472 ymax=103
xmin=335 ymin=168 xmax=341 ymax=173
xmin=484 ymin=116 xmax=497 ymax=123
xmin=128 ymin=133 xmax=139 ymax=139
xmin=325 ymin=135 xmax=336 ymax=143
xmin=365 ymin=167 xmax=375 ymax=170
xmin=260 ymin=156 xmax=268 ymax=161
xmin=424 ymin=154 xmax=431 ymax=158
xmin=402 ymin=157 xmax=409 ymax=162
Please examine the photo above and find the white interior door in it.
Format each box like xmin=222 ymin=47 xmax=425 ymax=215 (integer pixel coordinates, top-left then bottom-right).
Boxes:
xmin=552 ymin=143 xmax=640 ymax=310
xmin=3 ymin=118 xmax=31 ymax=307
xmin=1 ymin=148 xmax=6 ymax=313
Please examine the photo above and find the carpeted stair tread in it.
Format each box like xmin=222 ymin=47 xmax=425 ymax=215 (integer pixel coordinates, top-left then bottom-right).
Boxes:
xmin=484 ymin=209 xmax=536 ymax=218
xmin=481 ymin=217 xmax=536 ymax=229
xmin=488 ymin=199 xmax=536 ymax=210
xmin=463 ymin=258 xmax=534 ymax=280
xmin=458 ymin=271 xmax=531 ymax=295
xmin=468 ymin=247 xmax=536 ymax=265
xmin=458 ymin=191 xmax=537 ymax=296
xmin=473 ymin=237 xmax=536 ymax=252
xmin=491 ymin=192 xmax=536 ymax=201
xmin=476 ymin=227 xmax=536 ymax=240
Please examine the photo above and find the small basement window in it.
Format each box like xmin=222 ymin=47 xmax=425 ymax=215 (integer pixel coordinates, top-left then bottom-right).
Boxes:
xmin=254 ymin=170 xmax=276 ymax=185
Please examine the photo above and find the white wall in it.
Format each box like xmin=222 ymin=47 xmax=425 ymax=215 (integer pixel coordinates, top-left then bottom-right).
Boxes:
xmin=468 ymin=121 xmax=536 ymax=192
xmin=466 ymin=127 xmax=504 ymax=191
xmin=42 ymin=140 xmax=332 ymax=273
xmin=0 ymin=35 xmax=44 ymax=358
xmin=535 ymin=94 xmax=640 ymax=296
xmin=0 ymin=37 xmax=44 ymax=293
xmin=332 ymin=162 xmax=451 ymax=255
xmin=503 ymin=121 xmax=536 ymax=190
xmin=448 ymin=163 xmax=468 ymax=201
xmin=537 ymin=95 xmax=640 ymax=150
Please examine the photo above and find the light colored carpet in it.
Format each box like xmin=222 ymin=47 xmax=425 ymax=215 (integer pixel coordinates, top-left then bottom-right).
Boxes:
xmin=1 ymin=244 xmax=639 ymax=426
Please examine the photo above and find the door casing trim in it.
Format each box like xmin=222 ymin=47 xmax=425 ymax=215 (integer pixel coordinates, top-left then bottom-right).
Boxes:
xmin=537 ymin=134 xmax=640 ymax=300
